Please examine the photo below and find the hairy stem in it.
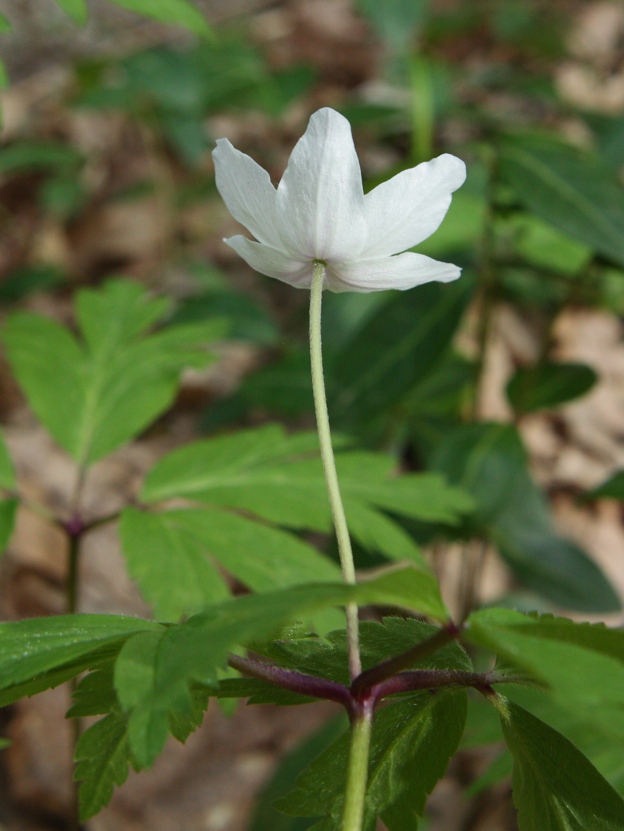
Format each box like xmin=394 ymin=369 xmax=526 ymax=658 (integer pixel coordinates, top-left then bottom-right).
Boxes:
xmin=351 ymin=622 xmax=460 ymax=697
xmin=341 ymin=701 xmax=374 ymax=831
xmin=310 ymin=262 xmax=361 ymax=680
xmin=227 ymin=654 xmax=351 ymax=708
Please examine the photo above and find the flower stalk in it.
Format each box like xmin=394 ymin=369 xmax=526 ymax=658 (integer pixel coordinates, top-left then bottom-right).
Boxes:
xmin=310 ymin=261 xmax=361 ymax=680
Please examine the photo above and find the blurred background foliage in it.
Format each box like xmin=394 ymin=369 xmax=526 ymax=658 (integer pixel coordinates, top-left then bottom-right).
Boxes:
xmin=2 ymin=0 xmax=624 ymax=829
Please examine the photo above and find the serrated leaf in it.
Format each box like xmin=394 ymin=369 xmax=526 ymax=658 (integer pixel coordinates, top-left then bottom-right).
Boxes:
xmin=119 ymin=508 xmax=229 ymax=621
xmin=0 ymin=498 xmax=18 ymax=553
xmin=432 ymin=423 xmax=620 ymax=612
xmin=142 ymin=424 xmax=471 ymax=570
xmin=68 ymin=662 xmax=118 ymax=718
xmin=110 ymin=0 xmax=213 ymax=38
xmin=55 ymin=0 xmax=88 ymax=23
xmin=0 ymin=615 xmax=162 ymax=705
xmin=466 ymin=609 xmax=624 ymax=741
xmin=499 ymin=135 xmax=624 ymax=267
xmin=498 ymin=700 xmax=624 ymax=831
xmin=114 ymin=567 xmax=448 ymax=766
xmin=277 ymin=690 xmax=467 ymax=830
xmin=259 ymin=618 xmax=472 ymax=687
xmin=506 ymin=362 xmax=597 ymax=414
xmin=75 ymin=711 xmax=135 ymax=821
xmin=1 ymin=279 xmax=226 ymax=466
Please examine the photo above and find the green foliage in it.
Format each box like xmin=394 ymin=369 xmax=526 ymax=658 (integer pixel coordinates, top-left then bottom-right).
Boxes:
xmin=0 ymin=615 xmax=162 ymax=706
xmin=0 ymin=12 xmax=11 ymax=33
xmin=75 ymin=711 xmax=135 ymax=821
xmin=0 ymin=429 xmax=15 ymax=490
xmin=497 ymin=699 xmax=624 ymax=830
xmin=432 ymin=423 xmax=620 ymax=612
xmin=585 ymin=471 xmax=624 ymax=501
xmin=0 ymin=141 xmax=82 ymax=175
xmin=0 ymin=265 xmax=67 ymax=304
xmin=356 ymin=0 xmax=428 ymax=52
xmin=506 ymin=362 xmax=598 ymax=414
xmin=277 ymin=690 xmax=467 ymax=830
xmin=467 ymin=609 xmax=624 ymax=741
xmin=171 ymin=287 xmax=278 ymax=346
xmin=0 ymin=499 xmax=17 ymax=554
xmin=55 ymin=0 xmax=88 ymax=23
xmin=1 ymin=279 xmax=227 ymax=466
xmin=119 ymin=509 xmax=230 ymax=621
xmin=110 ymin=567 xmax=448 ymax=767
xmin=213 ymin=280 xmax=472 ymax=438
xmin=499 ymin=135 xmax=624 ymax=268
xmin=259 ymin=618 xmax=472 ymax=686
xmin=330 ymin=279 xmax=473 ymax=436
xmin=251 ymin=716 xmax=348 ymax=831
xmin=121 ymin=507 xmax=343 ymax=621
xmin=109 ymin=0 xmax=213 ymax=38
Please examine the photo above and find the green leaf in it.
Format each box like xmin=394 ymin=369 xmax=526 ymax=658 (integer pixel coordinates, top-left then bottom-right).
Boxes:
xmin=110 ymin=0 xmax=213 ymax=38
xmin=277 ymin=690 xmax=467 ymax=830
xmin=142 ymin=424 xmax=471 ymax=570
xmin=466 ymin=609 xmax=624 ymax=741
xmin=68 ymin=663 xmax=118 ymax=718
xmin=114 ymin=566 xmax=448 ymax=766
xmin=0 ymin=430 xmax=15 ymax=490
xmin=0 ymin=499 xmax=17 ymax=553
xmin=259 ymin=617 xmax=472 ymax=686
xmin=506 ymin=362 xmax=597 ymax=414
xmin=250 ymin=716 xmax=348 ymax=831
xmin=331 ymin=280 xmax=473 ymax=432
xmin=171 ymin=289 xmax=277 ymax=346
xmin=0 ymin=614 xmax=162 ymax=705
xmin=585 ymin=471 xmax=624 ymax=501
xmin=155 ymin=508 xmax=342 ymax=590
xmin=0 ymin=141 xmax=82 ymax=174
xmin=0 ymin=13 xmax=11 ymax=33
xmin=75 ymin=711 xmax=135 ymax=821
xmin=0 ymin=264 xmax=66 ymax=304
xmin=497 ymin=699 xmax=624 ymax=830
xmin=0 ymin=59 xmax=8 ymax=93
xmin=1 ymin=279 xmax=226 ymax=465
xmin=119 ymin=508 xmax=229 ymax=621
xmin=499 ymin=135 xmax=624 ymax=267
xmin=432 ymin=423 xmax=621 ymax=612
xmin=356 ymin=0 xmax=428 ymax=52
xmin=55 ymin=0 xmax=88 ymax=23
xmin=502 ymin=213 xmax=591 ymax=276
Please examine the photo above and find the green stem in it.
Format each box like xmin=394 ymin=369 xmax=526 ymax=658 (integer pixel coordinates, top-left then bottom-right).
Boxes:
xmin=310 ymin=262 xmax=361 ymax=680
xmin=341 ymin=703 xmax=374 ymax=831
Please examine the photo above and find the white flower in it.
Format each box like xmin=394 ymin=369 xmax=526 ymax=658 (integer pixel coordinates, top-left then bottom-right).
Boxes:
xmin=212 ymin=107 xmax=466 ymax=293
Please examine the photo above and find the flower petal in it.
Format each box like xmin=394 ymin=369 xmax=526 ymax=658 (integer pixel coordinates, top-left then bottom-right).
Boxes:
xmin=213 ymin=139 xmax=283 ymax=248
xmin=327 ymin=252 xmax=461 ymax=293
xmin=276 ymin=108 xmax=368 ymax=261
xmin=225 ymin=236 xmax=313 ymax=288
xmin=362 ymin=154 xmax=466 ymax=257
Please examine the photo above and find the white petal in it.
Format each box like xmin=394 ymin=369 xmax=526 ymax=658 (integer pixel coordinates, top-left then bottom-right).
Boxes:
xmin=276 ymin=108 xmax=368 ymax=261
xmin=326 ymin=252 xmax=461 ymax=293
xmin=225 ymin=236 xmax=313 ymax=288
xmin=362 ymin=154 xmax=466 ymax=258
xmin=213 ymin=139 xmax=283 ymax=248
